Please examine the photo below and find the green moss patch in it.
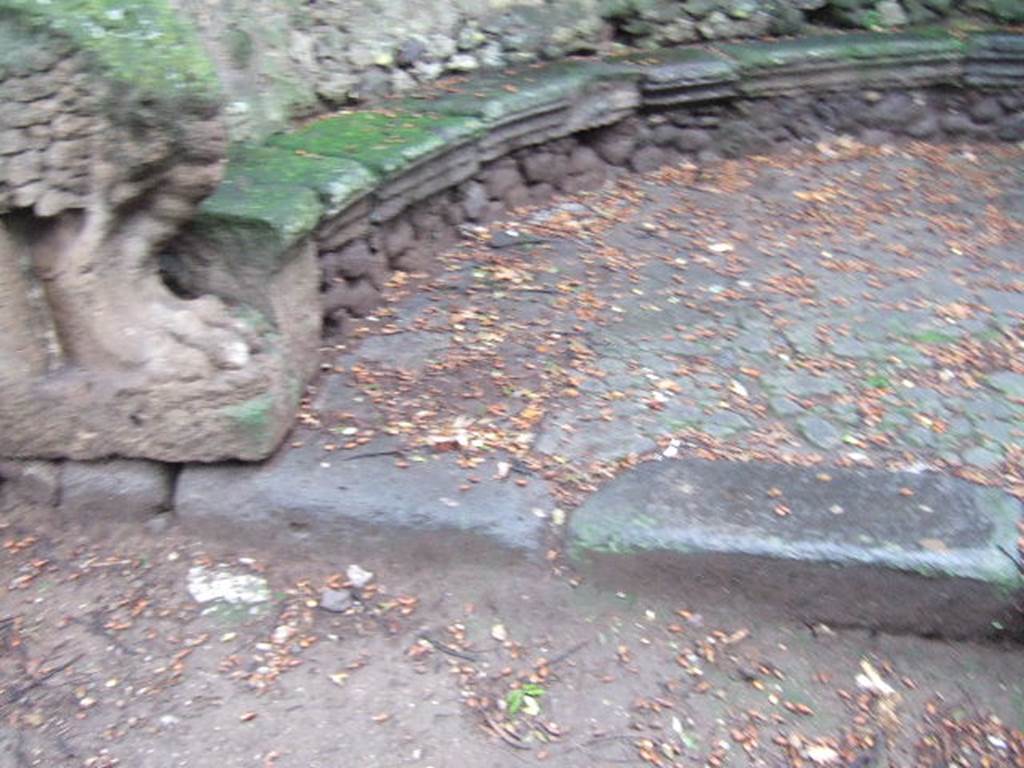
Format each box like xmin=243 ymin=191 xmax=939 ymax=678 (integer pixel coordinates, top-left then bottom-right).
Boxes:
xmin=268 ymin=109 xmax=483 ymax=179
xmin=192 ymin=144 xmax=377 ymax=254
xmin=221 ymin=393 xmax=279 ymax=447
xmin=1 ymin=0 xmax=219 ymax=104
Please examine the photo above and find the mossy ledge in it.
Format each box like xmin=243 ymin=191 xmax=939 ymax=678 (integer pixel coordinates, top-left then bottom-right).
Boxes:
xmin=1 ymin=0 xmax=220 ymax=108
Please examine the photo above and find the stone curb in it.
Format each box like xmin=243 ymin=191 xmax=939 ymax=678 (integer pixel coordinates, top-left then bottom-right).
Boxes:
xmin=568 ymin=459 xmax=1024 ymax=640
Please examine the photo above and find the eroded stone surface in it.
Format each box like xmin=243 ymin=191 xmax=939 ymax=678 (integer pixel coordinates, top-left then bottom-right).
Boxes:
xmin=0 ymin=7 xmax=322 ymax=463
xmin=0 ymin=460 xmax=61 ymax=508
xmin=61 ymin=460 xmax=174 ymax=521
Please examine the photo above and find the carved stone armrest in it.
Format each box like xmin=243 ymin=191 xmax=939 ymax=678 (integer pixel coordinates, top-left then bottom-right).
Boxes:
xmin=0 ymin=0 xmax=320 ymax=461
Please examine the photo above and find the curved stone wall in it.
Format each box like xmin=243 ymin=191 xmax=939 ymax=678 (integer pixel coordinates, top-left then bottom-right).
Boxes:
xmin=1 ymin=19 xmax=1022 ymax=476
xmin=173 ymin=29 xmax=1023 ymax=332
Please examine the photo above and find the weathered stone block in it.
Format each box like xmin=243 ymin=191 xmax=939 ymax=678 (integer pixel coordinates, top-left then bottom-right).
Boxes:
xmin=381 ymin=217 xmax=415 ymax=258
xmin=617 ymin=46 xmax=738 ymax=106
xmin=483 ymin=163 xmax=522 ymax=199
xmin=569 ymin=145 xmax=603 ymax=175
xmin=61 ymin=460 xmax=173 ymax=521
xmin=189 ymin=145 xmax=377 ymax=259
xmin=519 ymin=151 xmax=558 ymax=184
xmin=630 ymin=145 xmax=666 ymax=173
xmin=674 ymin=127 xmax=713 ymax=152
xmin=175 ymin=435 xmax=551 ymax=551
xmin=460 ymin=180 xmax=489 ymax=221
xmin=503 ymin=184 xmax=531 ymax=209
xmin=571 ymin=459 xmax=1024 ymax=639
xmin=412 ymin=59 xmax=639 ymax=159
xmin=324 ymin=238 xmax=387 ymax=285
xmin=323 ymin=277 xmax=383 ymax=317
xmin=721 ymin=30 xmax=964 ymax=97
xmin=592 ymin=126 xmax=637 ymax=166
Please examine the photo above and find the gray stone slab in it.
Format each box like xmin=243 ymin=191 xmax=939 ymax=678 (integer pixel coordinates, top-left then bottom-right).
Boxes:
xmin=799 ymin=415 xmax=843 ymax=450
xmin=988 ymin=371 xmax=1024 ymax=400
xmin=570 ymin=458 xmax=1023 ymax=639
xmin=769 ymin=396 xmax=805 ymax=417
xmin=962 ymin=446 xmax=1005 ymax=470
xmin=175 ymin=435 xmax=551 ymax=551
xmin=350 ymin=330 xmax=452 ymax=375
xmin=535 ymin=415 xmax=657 ymax=462
xmin=703 ymin=410 xmax=750 ymax=438
xmin=61 ymin=459 xmax=173 ymax=521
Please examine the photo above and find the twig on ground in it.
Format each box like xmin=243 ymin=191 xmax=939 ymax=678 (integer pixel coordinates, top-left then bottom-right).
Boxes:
xmin=489 ymin=236 xmax=549 ymax=249
xmin=547 ymin=640 xmax=588 ymax=667
xmin=416 ymin=631 xmax=481 ymax=662
xmin=482 ymin=710 xmax=533 ymax=751
xmin=340 ymin=450 xmax=405 ymax=462
xmin=6 ymin=653 xmax=83 ymax=705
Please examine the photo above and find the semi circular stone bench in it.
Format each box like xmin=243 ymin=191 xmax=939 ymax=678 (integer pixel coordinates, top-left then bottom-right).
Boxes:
xmin=3 ymin=20 xmax=1022 ymax=467
xmin=171 ymin=27 xmax=1023 ymax=640
xmin=178 ymin=27 xmax=1023 ymax=336
xmin=3 ymin=19 xmax=1022 ymax=637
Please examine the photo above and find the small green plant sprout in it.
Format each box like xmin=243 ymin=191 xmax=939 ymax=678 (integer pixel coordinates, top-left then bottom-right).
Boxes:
xmin=505 ymin=683 xmax=546 ymax=716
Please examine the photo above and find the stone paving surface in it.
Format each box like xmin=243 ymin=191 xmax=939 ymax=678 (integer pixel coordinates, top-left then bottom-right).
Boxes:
xmin=301 ymin=138 xmax=1024 ymax=507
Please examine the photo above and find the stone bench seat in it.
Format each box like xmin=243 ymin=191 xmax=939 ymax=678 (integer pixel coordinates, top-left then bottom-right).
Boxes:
xmin=2 ymin=20 xmax=1023 ymax=465
xmin=192 ymin=26 xmax=1020 ymax=269
xmin=187 ymin=26 xmax=1022 ymax=316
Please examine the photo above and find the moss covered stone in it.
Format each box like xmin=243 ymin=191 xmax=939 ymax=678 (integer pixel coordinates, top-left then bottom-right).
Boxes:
xmin=1 ymin=0 xmax=219 ymax=105
xmin=719 ymin=27 xmax=964 ymax=71
xmin=221 ymin=393 xmax=278 ymax=449
xmin=268 ymin=110 xmax=483 ymax=180
xmin=191 ymin=144 xmax=377 ymax=257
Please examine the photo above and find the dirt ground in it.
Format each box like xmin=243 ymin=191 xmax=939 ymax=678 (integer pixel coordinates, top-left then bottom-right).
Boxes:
xmin=1 ymin=503 xmax=1022 ymax=768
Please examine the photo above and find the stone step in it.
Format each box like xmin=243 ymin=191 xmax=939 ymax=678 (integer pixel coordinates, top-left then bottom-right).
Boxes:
xmin=569 ymin=458 xmax=1023 ymax=639
xmin=175 ymin=433 xmax=552 ymax=553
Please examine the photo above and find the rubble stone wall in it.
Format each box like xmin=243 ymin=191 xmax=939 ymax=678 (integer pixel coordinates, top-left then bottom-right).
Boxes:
xmin=172 ymin=0 xmax=1024 ymax=140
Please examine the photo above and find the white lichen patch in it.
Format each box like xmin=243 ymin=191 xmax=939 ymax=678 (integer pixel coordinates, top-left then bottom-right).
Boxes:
xmin=187 ymin=565 xmax=271 ymax=604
